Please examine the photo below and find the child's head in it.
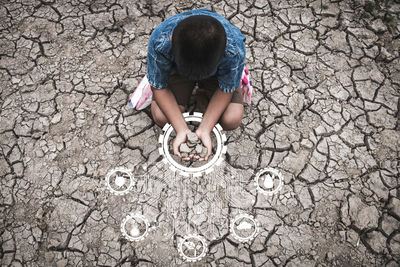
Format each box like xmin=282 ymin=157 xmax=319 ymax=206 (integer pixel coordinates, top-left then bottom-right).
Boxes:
xmin=172 ymin=15 xmax=226 ymax=81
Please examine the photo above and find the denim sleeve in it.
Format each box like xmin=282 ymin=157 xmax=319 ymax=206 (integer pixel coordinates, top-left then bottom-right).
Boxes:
xmin=147 ymin=30 xmax=172 ymax=89
xmin=217 ymin=41 xmax=246 ymax=93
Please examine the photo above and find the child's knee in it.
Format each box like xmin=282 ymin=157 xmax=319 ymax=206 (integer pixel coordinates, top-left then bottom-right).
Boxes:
xmin=151 ymin=101 xmax=168 ymax=127
xmin=221 ymin=116 xmax=242 ymax=130
xmin=154 ymin=114 xmax=167 ymax=127
xmin=221 ymin=104 xmax=243 ymax=130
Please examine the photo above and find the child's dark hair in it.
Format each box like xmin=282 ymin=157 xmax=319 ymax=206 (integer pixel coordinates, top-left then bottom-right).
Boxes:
xmin=172 ymin=15 xmax=226 ymax=81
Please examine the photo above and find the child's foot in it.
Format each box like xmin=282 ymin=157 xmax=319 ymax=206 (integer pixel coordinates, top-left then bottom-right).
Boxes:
xmin=129 ymin=76 xmax=153 ymax=110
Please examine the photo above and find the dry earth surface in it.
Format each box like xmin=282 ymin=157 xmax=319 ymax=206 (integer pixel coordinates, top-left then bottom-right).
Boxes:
xmin=0 ymin=0 xmax=399 ymax=266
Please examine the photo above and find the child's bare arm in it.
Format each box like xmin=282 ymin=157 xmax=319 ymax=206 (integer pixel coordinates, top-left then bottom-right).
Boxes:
xmin=151 ymin=87 xmax=191 ymax=157
xmin=197 ymin=89 xmax=233 ymax=160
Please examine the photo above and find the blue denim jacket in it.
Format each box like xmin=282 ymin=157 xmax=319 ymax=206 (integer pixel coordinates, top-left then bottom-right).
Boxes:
xmin=147 ymin=9 xmax=246 ymax=93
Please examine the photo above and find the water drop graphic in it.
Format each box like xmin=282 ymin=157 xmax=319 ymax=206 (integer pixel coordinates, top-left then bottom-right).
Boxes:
xmin=115 ymin=175 xmax=126 ymax=187
xmin=263 ymin=174 xmax=274 ymax=189
xmin=130 ymin=226 xmax=140 ymax=237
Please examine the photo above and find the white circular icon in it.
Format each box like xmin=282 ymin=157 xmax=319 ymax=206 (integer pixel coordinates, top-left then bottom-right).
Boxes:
xmin=254 ymin=167 xmax=284 ymax=195
xmin=178 ymin=234 xmax=208 ymax=262
xmin=105 ymin=167 xmax=135 ymax=195
xmin=120 ymin=213 xmax=149 ymax=242
xmin=230 ymin=213 xmax=259 ymax=243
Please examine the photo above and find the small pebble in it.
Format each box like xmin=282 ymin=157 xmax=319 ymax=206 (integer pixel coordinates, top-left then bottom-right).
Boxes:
xmin=187 ymin=132 xmax=198 ymax=144
xmin=187 ymin=141 xmax=196 ymax=148
xmin=179 ymin=143 xmax=191 ymax=153
xmin=195 ymin=144 xmax=203 ymax=154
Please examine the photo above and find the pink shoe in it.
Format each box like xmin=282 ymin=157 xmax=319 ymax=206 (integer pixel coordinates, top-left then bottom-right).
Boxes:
xmin=240 ymin=67 xmax=253 ymax=104
xmin=128 ymin=76 xmax=153 ymax=110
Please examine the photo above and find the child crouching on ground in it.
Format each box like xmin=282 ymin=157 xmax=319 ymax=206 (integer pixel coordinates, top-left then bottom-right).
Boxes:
xmin=147 ymin=9 xmax=246 ymax=161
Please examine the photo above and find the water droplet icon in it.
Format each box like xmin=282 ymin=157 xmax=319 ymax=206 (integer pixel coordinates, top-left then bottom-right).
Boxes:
xmin=130 ymin=226 xmax=140 ymax=237
xmin=115 ymin=175 xmax=125 ymax=187
xmin=263 ymin=174 xmax=274 ymax=189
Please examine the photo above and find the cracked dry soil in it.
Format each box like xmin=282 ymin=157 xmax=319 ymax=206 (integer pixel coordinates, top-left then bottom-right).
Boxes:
xmin=0 ymin=0 xmax=399 ymax=266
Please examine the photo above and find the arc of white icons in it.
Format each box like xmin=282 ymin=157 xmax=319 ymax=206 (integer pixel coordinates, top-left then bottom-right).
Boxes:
xmin=105 ymin=155 xmax=285 ymax=261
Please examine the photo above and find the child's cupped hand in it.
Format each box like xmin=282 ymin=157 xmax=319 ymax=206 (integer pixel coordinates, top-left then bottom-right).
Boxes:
xmin=195 ymin=129 xmax=212 ymax=161
xmin=172 ymin=128 xmax=192 ymax=161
